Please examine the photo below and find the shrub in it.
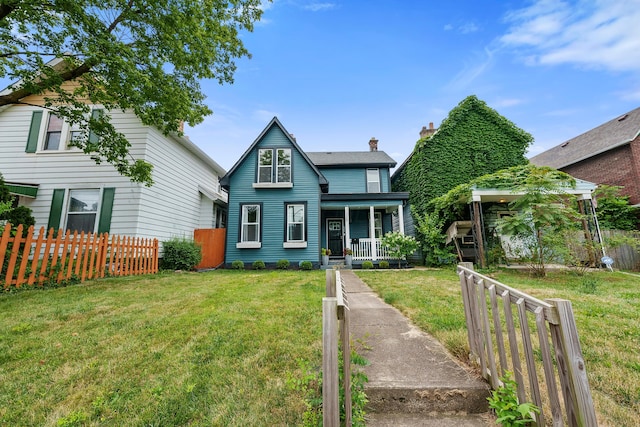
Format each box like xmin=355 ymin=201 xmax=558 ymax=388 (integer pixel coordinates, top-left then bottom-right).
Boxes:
xmin=252 ymin=260 xmax=266 ymax=270
xmin=276 ymin=259 xmax=290 ymax=270
xmin=379 ymin=260 xmax=390 ymax=269
xmin=488 ymin=372 xmax=539 ymax=426
xmin=161 ymin=238 xmax=202 ymax=271
xmin=361 ymin=260 xmax=374 ymax=269
xmin=231 ymin=260 xmax=245 ymax=270
xmin=299 ymin=260 xmax=313 ymax=270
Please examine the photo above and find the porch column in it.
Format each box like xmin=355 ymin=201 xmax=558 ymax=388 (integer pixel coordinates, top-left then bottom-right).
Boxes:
xmin=344 ymin=206 xmax=351 ymax=253
xmin=369 ymin=205 xmax=378 ymax=261
xmin=398 ymin=204 xmax=405 ymax=235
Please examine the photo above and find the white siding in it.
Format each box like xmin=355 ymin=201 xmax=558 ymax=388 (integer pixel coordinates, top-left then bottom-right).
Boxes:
xmin=0 ymin=103 xmax=225 ymax=242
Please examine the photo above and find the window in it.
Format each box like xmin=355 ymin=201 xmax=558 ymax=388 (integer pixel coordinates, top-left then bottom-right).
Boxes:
xmin=258 ymin=149 xmax=273 ymax=183
xmin=367 ymin=168 xmax=380 ymax=193
xmin=237 ymin=204 xmax=261 ymax=248
xmin=374 ymin=212 xmax=383 ymax=238
xmin=277 ymin=149 xmax=291 ymax=183
xmin=255 ymin=148 xmax=292 ymax=187
xmin=286 ymin=204 xmax=305 ymax=242
xmin=66 ymin=189 xmax=100 ymax=233
xmin=44 ymin=114 xmax=63 ymax=150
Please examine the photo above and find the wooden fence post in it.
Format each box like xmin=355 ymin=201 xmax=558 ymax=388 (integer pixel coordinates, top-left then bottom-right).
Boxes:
xmin=323 ymin=297 xmax=339 ymax=427
xmin=547 ymin=299 xmax=597 ymax=427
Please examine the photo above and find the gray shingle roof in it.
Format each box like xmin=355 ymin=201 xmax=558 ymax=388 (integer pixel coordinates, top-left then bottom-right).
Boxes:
xmin=530 ymin=106 xmax=640 ymax=169
xmin=306 ymin=151 xmax=396 ymax=167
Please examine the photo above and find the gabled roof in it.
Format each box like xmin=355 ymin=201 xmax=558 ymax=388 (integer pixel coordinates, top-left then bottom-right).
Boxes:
xmin=530 ymin=106 xmax=640 ymax=169
xmin=306 ymin=151 xmax=396 ymax=168
xmin=219 ymin=117 xmax=328 ymax=190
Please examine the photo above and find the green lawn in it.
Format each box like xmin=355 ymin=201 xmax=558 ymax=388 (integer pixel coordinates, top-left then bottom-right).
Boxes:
xmin=356 ymin=268 xmax=640 ymax=427
xmin=0 ymin=271 xmax=325 ymax=426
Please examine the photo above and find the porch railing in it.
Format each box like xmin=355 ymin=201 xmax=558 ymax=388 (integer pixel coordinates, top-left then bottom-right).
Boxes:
xmin=350 ymin=238 xmax=393 ymax=260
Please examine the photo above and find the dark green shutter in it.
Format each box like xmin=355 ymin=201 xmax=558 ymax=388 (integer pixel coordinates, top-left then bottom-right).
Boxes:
xmin=26 ymin=111 xmax=43 ymax=153
xmin=47 ymin=189 xmax=66 ymax=231
xmin=97 ymin=187 xmax=115 ymax=233
xmin=88 ymin=108 xmax=104 ymax=144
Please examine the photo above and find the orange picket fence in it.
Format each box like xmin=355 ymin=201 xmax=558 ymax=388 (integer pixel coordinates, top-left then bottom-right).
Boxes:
xmin=0 ymin=223 xmax=159 ymax=289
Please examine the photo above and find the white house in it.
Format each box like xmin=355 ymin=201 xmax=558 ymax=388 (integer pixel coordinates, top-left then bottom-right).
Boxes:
xmin=0 ymin=93 xmax=227 ymax=241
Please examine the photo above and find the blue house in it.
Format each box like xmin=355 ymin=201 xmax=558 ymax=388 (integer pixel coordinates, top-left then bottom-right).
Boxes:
xmin=220 ymin=117 xmax=409 ymax=268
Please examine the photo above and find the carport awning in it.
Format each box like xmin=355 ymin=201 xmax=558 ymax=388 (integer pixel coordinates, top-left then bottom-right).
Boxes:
xmin=5 ymin=182 xmax=39 ymax=198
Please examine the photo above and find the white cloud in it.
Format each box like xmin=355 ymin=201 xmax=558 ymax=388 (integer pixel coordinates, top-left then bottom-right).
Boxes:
xmin=492 ymin=98 xmax=525 ymax=108
xmin=501 ymin=0 xmax=640 ymax=72
xmin=443 ymin=24 xmax=453 ymax=31
xmin=253 ymin=109 xmax=280 ymax=122
xmin=459 ymin=22 xmax=479 ymax=34
xmin=446 ymin=47 xmax=495 ymax=90
xmin=303 ymin=2 xmax=336 ymax=12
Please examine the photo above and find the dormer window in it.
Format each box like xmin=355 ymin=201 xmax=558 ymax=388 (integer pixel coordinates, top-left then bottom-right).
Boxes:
xmin=254 ymin=148 xmax=293 ymax=188
xmin=367 ymin=168 xmax=380 ymax=193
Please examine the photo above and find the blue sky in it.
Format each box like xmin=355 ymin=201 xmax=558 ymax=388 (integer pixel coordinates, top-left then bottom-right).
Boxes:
xmin=4 ymin=0 xmax=640 ymax=173
xmin=185 ymin=0 xmax=640 ymax=171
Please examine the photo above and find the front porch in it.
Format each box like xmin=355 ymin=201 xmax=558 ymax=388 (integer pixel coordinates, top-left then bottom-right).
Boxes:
xmin=320 ymin=193 xmax=409 ymax=262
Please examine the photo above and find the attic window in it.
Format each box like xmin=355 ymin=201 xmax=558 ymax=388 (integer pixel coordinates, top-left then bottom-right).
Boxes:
xmin=617 ymin=114 xmax=628 ymax=121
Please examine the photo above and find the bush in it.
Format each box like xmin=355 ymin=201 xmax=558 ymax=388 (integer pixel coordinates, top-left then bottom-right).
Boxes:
xmin=161 ymin=238 xmax=202 ymax=271
xmin=252 ymin=260 xmax=265 ymax=270
xmin=361 ymin=260 xmax=374 ymax=269
xmin=379 ymin=260 xmax=390 ymax=269
xmin=231 ymin=260 xmax=245 ymax=270
xmin=299 ymin=260 xmax=313 ymax=270
xmin=276 ymin=259 xmax=290 ymax=270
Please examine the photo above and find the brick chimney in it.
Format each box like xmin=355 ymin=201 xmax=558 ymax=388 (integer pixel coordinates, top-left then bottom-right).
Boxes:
xmin=369 ymin=137 xmax=378 ymax=152
xmin=419 ymin=122 xmax=436 ymax=138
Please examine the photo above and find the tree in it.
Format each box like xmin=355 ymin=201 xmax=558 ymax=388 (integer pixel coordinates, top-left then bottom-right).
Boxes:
xmin=593 ymin=185 xmax=639 ymax=231
xmin=0 ymin=0 xmax=263 ymax=185
xmin=381 ymin=231 xmax=419 ymax=268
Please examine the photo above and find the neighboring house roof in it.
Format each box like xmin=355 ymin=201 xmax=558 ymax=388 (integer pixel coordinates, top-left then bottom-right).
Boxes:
xmin=219 ymin=116 xmax=328 ymax=191
xmin=530 ymin=106 xmax=640 ymax=169
xmin=307 ymin=151 xmax=397 ymax=168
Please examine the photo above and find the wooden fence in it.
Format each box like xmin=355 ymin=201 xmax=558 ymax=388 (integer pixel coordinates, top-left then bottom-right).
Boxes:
xmin=323 ymin=269 xmax=352 ymax=427
xmin=458 ymin=263 xmax=597 ymax=427
xmin=601 ymin=229 xmax=640 ymax=271
xmin=1 ymin=223 xmax=159 ymax=289
xmin=193 ymin=228 xmax=226 ymax=269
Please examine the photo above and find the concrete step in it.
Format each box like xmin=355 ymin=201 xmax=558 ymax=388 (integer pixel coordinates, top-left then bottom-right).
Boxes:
xmin=366 ymin=412 xmax=493 ymax=426
xmin=339 ymin=270 xmax=491 ymax=424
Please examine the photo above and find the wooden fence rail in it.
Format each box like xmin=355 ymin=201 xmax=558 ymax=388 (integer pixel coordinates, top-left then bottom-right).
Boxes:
xmin=458 ymin=263 xmax=597 ymax=427
xmin=1 ymin=223 xmax=159 ymax=289
xmin=323 ymin=269 xmax=352 ymax=427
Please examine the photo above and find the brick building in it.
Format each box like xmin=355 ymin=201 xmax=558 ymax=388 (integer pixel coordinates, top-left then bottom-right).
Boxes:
xmin=530 ymin=107 xmax=640 ymax=206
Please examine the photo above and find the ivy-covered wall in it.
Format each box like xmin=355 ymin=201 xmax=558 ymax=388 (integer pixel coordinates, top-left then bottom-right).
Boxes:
xmin=393 ymin=95 xmax=532 ymax=221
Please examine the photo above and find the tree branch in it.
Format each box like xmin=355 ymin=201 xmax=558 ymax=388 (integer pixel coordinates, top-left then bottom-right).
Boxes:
xmin=0 ymin=4 xmax=16 ymax=21
xmin=0 ymin=62 xmax=92 ymax=106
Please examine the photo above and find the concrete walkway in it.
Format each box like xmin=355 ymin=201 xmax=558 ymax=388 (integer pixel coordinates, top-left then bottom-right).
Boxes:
xmin=339 ymin=270 xmax=492 ymax=426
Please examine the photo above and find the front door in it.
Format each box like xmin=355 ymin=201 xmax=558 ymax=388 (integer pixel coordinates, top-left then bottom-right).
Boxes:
xmin=327 ymin=219 xmax=344 ymax=257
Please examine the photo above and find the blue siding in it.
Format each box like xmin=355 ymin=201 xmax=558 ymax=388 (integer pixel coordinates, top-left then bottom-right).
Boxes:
xmin=320 ymin=167 xmax=391 ymax=193
xmin=226 ymin=126 xmax=322 ymax=265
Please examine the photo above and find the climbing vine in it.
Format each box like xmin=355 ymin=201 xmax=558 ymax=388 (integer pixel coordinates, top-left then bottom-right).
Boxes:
xmin=394 ymin=95 xmax=532 ymax=221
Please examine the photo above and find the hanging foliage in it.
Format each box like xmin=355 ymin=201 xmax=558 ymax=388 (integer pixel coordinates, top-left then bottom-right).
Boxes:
xmin=394 ymin=95 xmax=532 ymax=221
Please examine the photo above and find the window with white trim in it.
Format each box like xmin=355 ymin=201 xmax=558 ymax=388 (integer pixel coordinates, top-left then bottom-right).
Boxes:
xmin=66 ymin=189 xmax=100 ymax=233
xmin=258 ymin=149 xmax=273 ymax=183
xmin=256 ymin=148 xmax=291 ymax=184
xmin=367 ymin=168 xmax=380 ymax=193
xmin=374 ymin=212 xmax=383 ymax=239
xmin=286 ymin=204 xmax=305 ymax=242
xmin=241 ymin=204 xmax=261 ymax=243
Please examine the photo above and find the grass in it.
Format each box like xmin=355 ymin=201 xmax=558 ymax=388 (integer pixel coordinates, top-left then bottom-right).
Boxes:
xmin=0 ymin=270 xmax=326 ymax=426
xmin=356 ymin=267 xmax=640 ymax=427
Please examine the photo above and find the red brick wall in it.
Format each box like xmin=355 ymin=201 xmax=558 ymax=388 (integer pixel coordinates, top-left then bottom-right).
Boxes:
xmin=561 ymin=136 xmax=640 ymax=205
